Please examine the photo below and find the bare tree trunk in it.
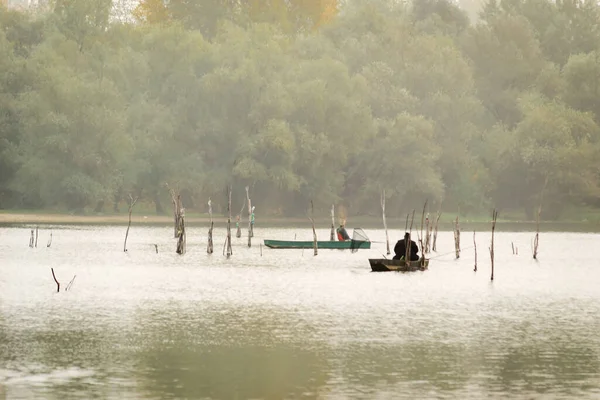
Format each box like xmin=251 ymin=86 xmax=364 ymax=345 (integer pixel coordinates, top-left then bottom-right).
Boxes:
xmin=224 ymin=186 xmax=233 ymax=258
xmin=473 ymin=231 xmax=477 ymax=272
xmin=381 ymin=191 xmax=390 ymax=255
xmin=176 ymin=195 xmax=186 ymax=255
xmin=207 ymin=198 xmax=214 ymax=254
xmin=453 ymin=216 xmax=460 ymax=259
xmin=490 ymin=209 xmax=498 ymax=281
xmin=246 ymin=186 xmax=253 ymax=247
xmin=124 ymin=194 xmax=138 ymax=252
xmin=51 ymin=268 xmax=60 ymax=293
xmin=65 ymin=275 xmax=76 ymax=291
xmin=330 ymin=204 xmax=336 ymax=241
xmin=432 ymin=210 xmax=441 ymax=252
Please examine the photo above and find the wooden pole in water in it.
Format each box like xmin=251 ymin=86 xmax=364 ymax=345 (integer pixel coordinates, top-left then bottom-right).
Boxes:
xmin=175 ymin=195 xmax=186 ymax=255
xmin=236 ymin=197 xmax=245 ymax=239
xmin=207 ymin=198 xmax=214 ymax=254
xmin=330 ymin=204 xmax=336 ymax=241
xmin=405 ymin=210 xmax=415 ymax=262
xmin=381 ymin=190 xmax=390 ymax=255
xmin=124 ymin=194 xmax=138 ymax=252
xmin=533 ymin=204 xmax=541 ymax=260
xmin=453 ymin=215 xmax=460 ymax=259
xmin=65 ymin=275 xmax=76 ymax=291
xmin=473 ymin=230 xmax=477 ymax=272
xmin=245 ymin=186 xmax=252 ymax=247
xmin=490 ymin=209 xmax=498 ymax=281
xmin=224 ymin=186 xmax=233 ymax=258
xmin=432 ymin=207 xmax=441 ymax=252
xmin=51 ymin=268 xmax=60 ymax=293
xmin=309 ymin=200 xmax=318 ymax=256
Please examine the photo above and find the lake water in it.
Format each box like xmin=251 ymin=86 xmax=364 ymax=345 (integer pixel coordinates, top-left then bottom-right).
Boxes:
xmin=1 ymin=224 xmax=599 ymax=399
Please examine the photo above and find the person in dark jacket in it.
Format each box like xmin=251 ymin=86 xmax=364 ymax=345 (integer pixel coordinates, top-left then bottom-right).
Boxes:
xmin=336 ymin=224 xmax=350 ymax=241
xmin=393 ymin=232 xmax=419 ymax=261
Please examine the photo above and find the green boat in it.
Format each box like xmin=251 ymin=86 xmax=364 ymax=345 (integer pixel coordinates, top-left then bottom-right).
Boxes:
xmin=263 ymin=239 xmax=371 ymax=250
xmin=369 ymin=258 xmax=429 ymax=272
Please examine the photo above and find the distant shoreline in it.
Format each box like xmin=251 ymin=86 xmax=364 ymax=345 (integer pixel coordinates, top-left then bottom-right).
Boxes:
xmin=1 ymin=211 xmax=599 ymax=230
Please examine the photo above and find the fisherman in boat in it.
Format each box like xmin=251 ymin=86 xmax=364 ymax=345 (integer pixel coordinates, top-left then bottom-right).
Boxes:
xmin=393 ymin=232 xmax=419 ymax=261
xmin=336 ymin=224 xmax=350 ymax=241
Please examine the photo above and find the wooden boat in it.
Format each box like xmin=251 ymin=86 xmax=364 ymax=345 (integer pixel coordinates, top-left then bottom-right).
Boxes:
xmin=263 ymin=239 xmax=371 ymax=250
xmin=369 ymin=258 xmax=429 ymax=272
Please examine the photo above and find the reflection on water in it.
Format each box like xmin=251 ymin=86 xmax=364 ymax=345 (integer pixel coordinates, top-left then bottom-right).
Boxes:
xmin=1 ymin=225 xmax=600 ymax=399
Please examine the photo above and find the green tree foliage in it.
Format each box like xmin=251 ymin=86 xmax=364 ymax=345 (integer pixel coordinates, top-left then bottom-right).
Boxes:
xmin=2 ymin=0 xmax=600 ymax=219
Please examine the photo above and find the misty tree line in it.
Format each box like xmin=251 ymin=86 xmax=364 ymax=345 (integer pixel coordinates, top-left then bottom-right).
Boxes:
xmin=1 ymin=0 xmax=600 ymax=219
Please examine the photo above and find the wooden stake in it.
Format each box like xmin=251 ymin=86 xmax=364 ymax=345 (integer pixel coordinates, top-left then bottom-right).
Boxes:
xmin=453 ymin=215 xmax=460 ymax=259
xmin=309 ymin=200 xmax=318 ymax=256
xmin=51 ymin=268 xmax=60 ymax=293
xmin=124 ymin=194 xmax=138 ymax=252
xmin=330 ymin=204 xmax=336 ymax=241
xmin=224 ymin=186 xmax=233 ymax=257
xmin=533 ymin=204 xmax=541 ymax=260
xmin=154 ymin=244 xmax=158 ymax=254
xmin=432 ymin=209 xmax=441 ymax=252
xmin=35 ymin=226 xmax=38 ymax=248
xmin=405 ymin=210 xmax=415 ymax=262
xmin=424 ymin=214 xmax=431 ymax=253
xmin=207 ymin=198 xmax=214 ymax=254
xmin=65 ymin=275 xmax=76 ymax=291
xmin=245 ymin=186 xmax=252 ymax=247
xmin=175 ymin=195 xmax=186 ymax=255
xmin=490 ymin=209 xmax=498 ymax=281
xmin=381 ymin=190 xmax=390 ymax=255
xmin=47 ymin=230 xmax=53 ymax=248
xmin=473 ymin=231 xmax=477 ymax=272
xmin=29 ymin=229 xmax=34 ymax=248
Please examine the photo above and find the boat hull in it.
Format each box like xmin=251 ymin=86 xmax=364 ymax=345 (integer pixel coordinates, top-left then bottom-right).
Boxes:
xmin=263 ymin=239 xmax=371 ymax=250
xmin=369 ymin=258 xmax=429 ymax=272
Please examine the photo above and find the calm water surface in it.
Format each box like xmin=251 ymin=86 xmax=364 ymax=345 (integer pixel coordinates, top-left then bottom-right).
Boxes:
xmin=1 ymin=224 xmax=599 ymax=399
